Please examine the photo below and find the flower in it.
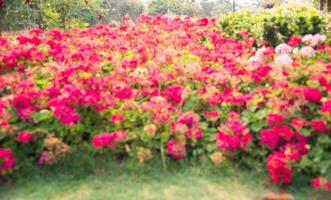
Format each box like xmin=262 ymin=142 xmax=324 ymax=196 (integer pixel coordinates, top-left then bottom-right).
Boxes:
xmin=290 ymin=118 xmax=307 ymax=128
xmin=210 ymin=152 xmax=225 ymax=166
xmin=267 ymin=113 xmax=284 ymax=127
xmin=203 ymin=111 xmax=219 ymax=122
xmin=303 ymin=87 xmax=322 ymax=103
xmin=91 ymin=130 xmax=126 ymax=149
xmin=299 ymin=46 xmax=315 ymax=58
xmin=303 ymin=34 xmax=326 ymax=46
xmin=321 ymin=100 xmax=331 ymax=115
xmin=144 ymin=124 xmax=157 ymax=138
xmin=0 ymin=148 xmax=16 ymax=175
xmin=137 ymin=147 xmax=152 ymax=165
xmin=260 ymin=128 xmax=280 ymax=149
xmin=266 ymin=152 xmax=292 ymax=184
xmin=275 ymin=43 xmax=292 ymax=54
xmin=166 ymin=140 xmax=186 ymax=159
xmin=17 ymin=131 xmax=33 ymax=143
xmin=311 ymin=177 xmax=331 ymax=192
xmin=310 ymin=119 xmax=328 ymax=133
xmin=111 ymin=114 xmax=125 ymax=123
xmin=280 ymin=143 xmax=308 ymax=161
xmin=287 ymin=36 xmax=302 ymax=47
xmin=162 ymin=85 xmax=183 ymax=104
xmin=274 ymin=54 xmax=293 ymax=66
xmin=216 ymin=114 xmax=251 ymax=151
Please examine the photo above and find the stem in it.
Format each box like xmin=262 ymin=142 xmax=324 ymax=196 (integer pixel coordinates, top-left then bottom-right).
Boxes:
xmin=160 ymin=138 xmax=167 ymax=171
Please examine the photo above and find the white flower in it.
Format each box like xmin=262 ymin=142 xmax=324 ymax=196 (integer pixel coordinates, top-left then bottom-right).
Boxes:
xmin=299 ymin=46 xmax=315 ymax=58
xmin=275 ymin=43 xmax=292 ymax=54
xmin=275 ymin=54 xmax=293 ymax=66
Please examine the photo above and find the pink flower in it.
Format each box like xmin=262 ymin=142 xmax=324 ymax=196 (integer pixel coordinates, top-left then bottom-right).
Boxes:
xmin=216 ymin=114 xmax=251 ymax=151
xmin=17 ymin=131 xmax=33 ymax=143
xmin=91 ymin=130 xmax=126 ymax=149
xmin=275 ymin=43 xmax=292 ymax=54
xmin=310 ymin=119 xmax=328 ymax=133
xmin=260 ymin=129 xmax=280 ymax=149
xmin=274 ymin=54 xmax=293 ymax=66
xmin=280 ymin=143 xmax=308 ymax=161
xmin=38 ymin=151 xmax=48 ymax=165
xmin=0 ymin=148 xmax=16 ymax=174
xmin=287 ymin=36 xmax=302 ymax=47
xmin=203 ymin=111 xmax=219 ymax=121
xmin=299 ymin=46 xmax=315 ymax=58
xmin=311 ymin=177 xmax=331 ymax=192
xmin=166 ymin=140 xmax=186 ymax=159
xmin=290 ymin=118 xmax=307 ymax=128
xmin=267 ymin=113 xmax=284 ymax=127
xmin=111 ymin=114 xmax=125 ymax=123
xmin=162 ymin=85 xmax=183 ymax=104
xmin=303 ymin=34 xmax=326 ymax=46
xmin=266 ymin=152 xmax=292 ymax=184
xmin=303 ymin=87 xmax=322 ymax=103
xmin=321 ymin=100 xmax=331 ymax=114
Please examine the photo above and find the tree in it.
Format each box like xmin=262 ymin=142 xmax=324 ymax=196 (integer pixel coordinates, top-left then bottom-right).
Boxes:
xmin=199 ymin=0 xmax=215 ymax=16
xmin=100 ymin=0 xmax=144 ymax=21
xmin=211 ymin=0 xmax=232 ymax=15
xmin=148 ymin=0 xmax=205 ymax=16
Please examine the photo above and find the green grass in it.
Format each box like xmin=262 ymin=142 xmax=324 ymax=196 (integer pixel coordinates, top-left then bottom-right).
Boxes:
xmin=0 ymin=151 xmax=330 ymax=200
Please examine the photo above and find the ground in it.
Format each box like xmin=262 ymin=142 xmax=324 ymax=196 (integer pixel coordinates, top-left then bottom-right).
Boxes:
xmin=0 ymin=152 xmax=329 ymax=200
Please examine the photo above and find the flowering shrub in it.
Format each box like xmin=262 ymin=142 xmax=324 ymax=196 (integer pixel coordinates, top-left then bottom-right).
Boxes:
xmin=0 ymin=14 xmax=331 ymax=193
xmin=219 ymin=3 xmax=328 ymax=46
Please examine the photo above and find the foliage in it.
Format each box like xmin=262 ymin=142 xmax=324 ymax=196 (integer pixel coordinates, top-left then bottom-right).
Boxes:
xmin=219 ymin=2 xmax=328 ymax=46
xmin=100 ymin=0 xmax=144 ymax=22
xmin=148 ymin=0 xmax=205 ymax=17
xmin=0 ymin=0 xmax=102 ymax=31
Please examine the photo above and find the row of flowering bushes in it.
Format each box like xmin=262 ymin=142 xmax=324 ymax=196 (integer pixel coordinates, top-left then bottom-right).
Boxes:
xmin=219 ymin=3 xmax=329 ymax=47
xmin=0 ymin=15 xmax=331 ymax=193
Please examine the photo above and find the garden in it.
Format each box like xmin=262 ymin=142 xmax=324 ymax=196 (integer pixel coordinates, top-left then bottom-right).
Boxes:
xmin=1 ymin=0 xmax=331 ymax=199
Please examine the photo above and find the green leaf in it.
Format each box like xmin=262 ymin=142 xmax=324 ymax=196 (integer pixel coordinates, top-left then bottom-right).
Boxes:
xmin=32 ymin=110 xmax=53 ymax=123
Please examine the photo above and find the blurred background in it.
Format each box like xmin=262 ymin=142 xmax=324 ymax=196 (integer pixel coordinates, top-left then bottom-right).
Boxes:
xmin=0 ymin=0 xmax=328 ymax=32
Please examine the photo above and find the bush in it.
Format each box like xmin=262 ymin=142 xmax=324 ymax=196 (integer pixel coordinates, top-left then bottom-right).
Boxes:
xmin=0 ymin=15 xmax=331 ymax=194
xmin=219 ymin=3 xmax=328 ymax=46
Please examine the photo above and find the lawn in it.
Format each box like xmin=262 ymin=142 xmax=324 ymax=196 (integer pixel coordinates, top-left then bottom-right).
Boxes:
xmin=0 ymin=152 xmax=329 ymax=200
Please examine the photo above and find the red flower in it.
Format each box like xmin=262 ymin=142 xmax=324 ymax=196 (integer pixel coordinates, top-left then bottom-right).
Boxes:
xmin=162 ymin=85 xmax=183 ymax=104
xmin=304 ymin=87 xmax=322 ymax=103
xmin=216 ymin=114 xmax=251 ymax=151
xmin=166 ymin=140 xmax=186 ymax=159
xmin=280 ymin=143 xmax=308 ymax=161
xmin=0 ymin=148 xmax=16 ymax=175
xmin=260 ymin=128 xmax=280 ymax=149
xmin=17 ymin=131 xmax=33 ymax=143
xmin=321 ymin=100 xmax=331 ymax=114
xmin=291 ymin=118 xmax=307 ymax=128
xmin=310 ymin=119 xmax=328 ymax=133
xmin=91 ymin=130 xmax=126 ymax=149
xmin=311 ymin=177 xmax=331 ymax=192
xmin=267 ymin=113 xmax=284 ymax=127
xmin=287 ymin=36 xmax=302 ymax=47
xmin=111 ymin=114 xmax=125 ymax=123
xmin=266 ymin=152 xmax=292 ymax=184
xmin=203 ymin=111 xmax=219 ymax=121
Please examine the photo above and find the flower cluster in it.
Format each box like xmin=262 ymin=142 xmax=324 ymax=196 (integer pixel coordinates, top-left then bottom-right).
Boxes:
xmin=166 ymin=140 xmax=186 ymax=159
xmin=38 ymin=135 xmax=70 ymax=166
xmin=91 ymin=130 xmax=126 ymax=149
xmin=311 ymin=177 xmax=331 ymax=192
xmin=0 ymin=148 xmax=16 ymax=175
xmin=216 ymin=113 xmax=251 ymax=151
